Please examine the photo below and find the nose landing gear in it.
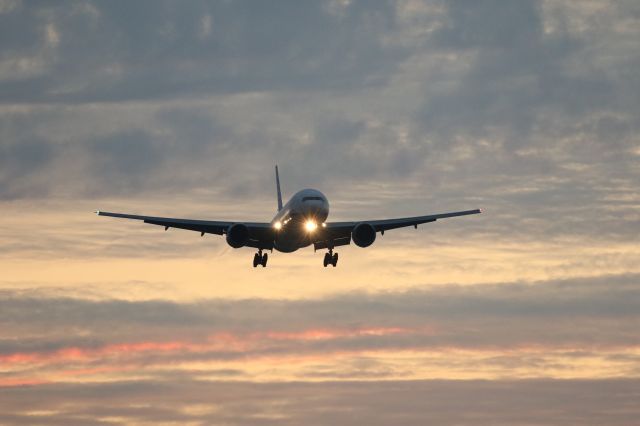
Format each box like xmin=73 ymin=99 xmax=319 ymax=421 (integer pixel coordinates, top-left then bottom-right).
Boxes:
xmin=253 ymin=250 xmax=268 ymax=268
xmin=323 ymin=249 xmax=338 ymax=267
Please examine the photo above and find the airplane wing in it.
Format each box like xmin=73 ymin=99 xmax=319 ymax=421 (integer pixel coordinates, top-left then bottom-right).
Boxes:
xmin=95 ymin=211 xmax=274 ymax=249
xmin=314 ymin=208 xmax=481 ymax=249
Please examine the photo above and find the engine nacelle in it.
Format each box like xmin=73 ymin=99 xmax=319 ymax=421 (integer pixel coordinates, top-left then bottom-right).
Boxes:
xmin=226 ymin=223 xmax=250 ymax=248
xmin=352 ymin=222 xmax=376 ymax=248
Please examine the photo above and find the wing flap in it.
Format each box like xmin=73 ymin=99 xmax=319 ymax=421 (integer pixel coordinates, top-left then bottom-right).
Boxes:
xmin=96 ymin=211 xmax=272 ymax=239
xmin=370 ymin=209 xmax=480 ymax=232
xmin=143 ymin=219 xmax=225 ymax=235
xmin=313 ymin=236 xmax=351 ymax=251
xmin=324 ymin=208 xmax=481 ymax=235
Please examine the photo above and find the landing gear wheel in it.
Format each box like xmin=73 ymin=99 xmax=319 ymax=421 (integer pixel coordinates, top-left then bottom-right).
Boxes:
xmin=323 ymin=250 xmax=338 ymax=267
xmin=261 ymin=252 xmax=268 ymax=267
xmin=253 ymin=253 xmax=260 ymax=268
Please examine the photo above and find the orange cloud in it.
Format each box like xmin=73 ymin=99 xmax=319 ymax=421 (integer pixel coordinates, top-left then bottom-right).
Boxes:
xmin=0 ymin=377 xmax=50 ymax=388
xmin=0 ymin=326 xmax=416 ymax=368
xmin=260 ymin=326 xmax=411 ymax=341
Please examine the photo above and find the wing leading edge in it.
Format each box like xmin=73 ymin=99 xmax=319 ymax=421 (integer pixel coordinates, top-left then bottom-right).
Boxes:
xmin=368 ymin=208 xmax=481 ymax=232
xmin=95 ymin=211 xmax=274 ymax=248
xmin=317 ymin=208 xmax=481 ymax=246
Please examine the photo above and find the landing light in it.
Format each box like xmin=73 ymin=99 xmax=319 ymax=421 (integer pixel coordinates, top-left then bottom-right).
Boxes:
xmin=305 ymin=220 xmax=317 ymax=232
xmin=273 ymin=221 xmax=282 ymax=230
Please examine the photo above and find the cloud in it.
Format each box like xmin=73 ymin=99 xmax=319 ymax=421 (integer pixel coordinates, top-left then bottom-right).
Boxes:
xmin=1 ymin=274 xmax=639 ymax=387
xmin=0 ymin=1 xmax=637 ymax=252
xmin=0 ymin=0 xmax=405 ymax=103
xmin=1 ymin=2 xmax=639 ymax=424
xmin=0 ymin=378 xmax=639 ymax=425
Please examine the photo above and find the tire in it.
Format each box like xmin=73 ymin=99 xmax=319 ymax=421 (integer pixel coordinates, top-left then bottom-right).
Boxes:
xmin=332 ymin=252 xmax=339 ymax=267
xmin=261 ymin=252 xmax=268 ymax=267
xmin=253 ymin=253 xmax=260 ymax=268
xmin=323 ymin=253 xmax=330 ymax=267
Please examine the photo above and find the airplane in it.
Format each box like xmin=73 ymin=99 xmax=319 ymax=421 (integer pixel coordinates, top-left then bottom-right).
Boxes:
xmin=96 ymin=166 xmax=481 ymax=267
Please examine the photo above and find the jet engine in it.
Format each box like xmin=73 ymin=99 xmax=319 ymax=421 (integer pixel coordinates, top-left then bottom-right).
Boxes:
xmin=226 ymin=223 xmax=250 ymax=248
xmin=352 ymin=222 xmax=376 ymax=248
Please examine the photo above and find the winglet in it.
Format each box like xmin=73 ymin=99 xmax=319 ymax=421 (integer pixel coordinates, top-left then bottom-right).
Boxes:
xmin=275 ymin=165 xmax=283 ymax=212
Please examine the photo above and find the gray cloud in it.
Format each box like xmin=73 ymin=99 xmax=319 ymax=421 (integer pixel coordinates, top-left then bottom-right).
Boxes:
xmin=0 ymin=378 xmax=639 ymax=425
xmin=0 ymin=137 xmax=53 ymax=199
xmin=1 ymin=2 xmax=639 ymax=424
xmin=1 ymin=274 xmax=639 ymax=358
xmin=0 ymin=1 xmax=638 ymax=247
xmin=0 ymin=0 xmax=404 ymax=103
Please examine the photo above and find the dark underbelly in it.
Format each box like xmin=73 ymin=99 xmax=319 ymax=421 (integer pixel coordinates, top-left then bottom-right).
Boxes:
xmin=273 ymin=228 xmax=312 ymax=253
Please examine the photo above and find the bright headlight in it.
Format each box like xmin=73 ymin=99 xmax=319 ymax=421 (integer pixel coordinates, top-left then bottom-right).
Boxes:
xmin=305 ymin=220 xmax=317 ymax=232
xmin=273 ymin=221 xmax=282 ymax=230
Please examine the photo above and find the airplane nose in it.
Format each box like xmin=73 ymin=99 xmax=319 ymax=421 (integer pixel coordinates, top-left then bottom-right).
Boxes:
xmin=304 ymin=201 xmax=325 ymax=217
xmin=311 ymin=202 xmax=329 ymax=220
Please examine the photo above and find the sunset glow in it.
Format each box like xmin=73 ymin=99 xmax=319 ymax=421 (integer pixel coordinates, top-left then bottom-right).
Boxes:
xmin=1 ymin=0 xmax=639 ymax=424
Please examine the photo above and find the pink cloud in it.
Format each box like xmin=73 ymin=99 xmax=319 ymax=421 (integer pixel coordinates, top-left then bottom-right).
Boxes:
xmin=0 ymin=326 xmax=418 ymax=371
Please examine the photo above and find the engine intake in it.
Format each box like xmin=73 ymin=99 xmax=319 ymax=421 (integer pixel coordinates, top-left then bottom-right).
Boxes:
xmin=352 ymin=222 xmax=376 ymax=248
xmin=226 ymin=223 xmax=250 ymax=248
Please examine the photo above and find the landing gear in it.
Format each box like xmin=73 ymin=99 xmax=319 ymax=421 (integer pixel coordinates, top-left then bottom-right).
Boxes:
xmin=323 ymin=250 xmax=338 ymax=267
xmin=253 ymin=250 xmax=268 ymax=267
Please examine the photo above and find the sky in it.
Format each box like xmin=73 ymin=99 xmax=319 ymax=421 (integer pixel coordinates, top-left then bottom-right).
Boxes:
xmin=1 ymin=0 xmax=639 ymax=424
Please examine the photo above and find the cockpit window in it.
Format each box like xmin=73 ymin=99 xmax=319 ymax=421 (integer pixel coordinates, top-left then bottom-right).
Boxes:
xmin=302 ymin=196 xmax=323 ymax=202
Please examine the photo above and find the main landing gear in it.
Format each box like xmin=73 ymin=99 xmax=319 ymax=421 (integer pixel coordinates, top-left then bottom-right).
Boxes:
xmin=253 ymin=250 xmax=268 ymax=268
xmin=323 ymin=249 xmax=338 ymax=267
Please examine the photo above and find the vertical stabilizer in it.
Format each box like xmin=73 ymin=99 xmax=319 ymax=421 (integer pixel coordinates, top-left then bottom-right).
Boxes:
xmin=275 ymin=165 xmax=283 ymax=211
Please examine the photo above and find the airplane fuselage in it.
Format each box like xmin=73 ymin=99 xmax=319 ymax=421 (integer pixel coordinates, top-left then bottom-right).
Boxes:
xmin=270 ymin=188 xmax=329 ymax=252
